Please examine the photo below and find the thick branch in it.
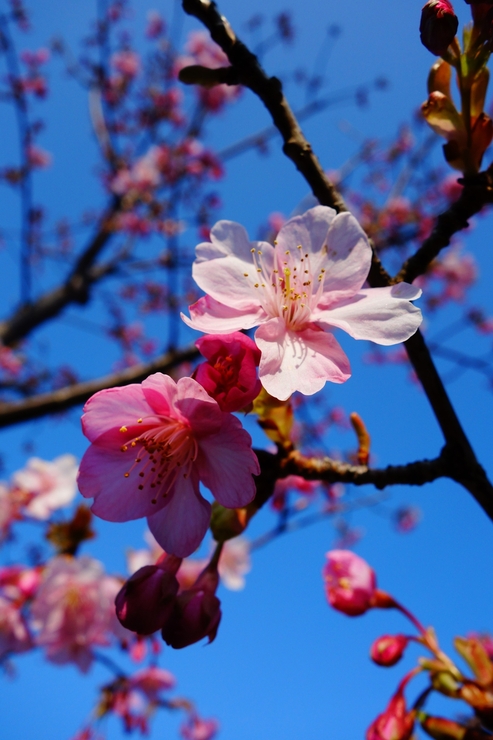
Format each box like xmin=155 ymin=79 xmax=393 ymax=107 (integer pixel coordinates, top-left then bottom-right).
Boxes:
xmin=0 ymin=199 xmax=120 ymax=347
xmin=396 ymin=169 xmax=493 ymax=284
xmin=0 ymin=345 xmax=199 ymax=428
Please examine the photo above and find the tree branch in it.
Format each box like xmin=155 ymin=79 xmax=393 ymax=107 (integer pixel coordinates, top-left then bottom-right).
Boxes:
xmin=0 ymin=344 xmax=199 ymax=428
xmin=0 ymin=198 xmax=120 ymax=347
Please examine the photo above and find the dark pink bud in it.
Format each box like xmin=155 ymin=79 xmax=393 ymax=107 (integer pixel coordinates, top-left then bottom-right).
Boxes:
xmin=323 ymin=550 xmax=377 ymax=616
xmin=420 ymin=1 xmax=459 ymax=56
xmin=193 ymin=332 xmax=261 ymax=413
xmin=366 ymin=689 xmax=415 ymax=740
xmin=115 ymin=556 xmax=181 ymax=635
xmin=370 ymin=635 xmax=409 ymax=667
xmin=161 ymin=562 xmax=221 ymax=649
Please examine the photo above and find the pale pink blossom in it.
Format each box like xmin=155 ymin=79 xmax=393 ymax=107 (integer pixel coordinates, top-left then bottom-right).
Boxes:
xmin=0 ymin=482 xmax=20 ymax=540
xmin=31 ymin=555 xmax=124 ymax=672
xmin=111 ymin=50 xmax=141 ymax=79
xmin=182 ymin=206 xmax=422 ymax=400
xmin=181 ymin=714 xmax=219 ymax=740
xmin=323 ymin=549 xmax=376 ymax=616
xmin=218 ymin=537 xmax=251 ymax=591
xmin=0 ymin=564 xmax=41 ymax=601
xmin=78 ymin=373 xmax=259 ymax=557
xmin=0 ymin=596 xmax=32 ymax=658
xmin=129 ymin=666 xmax=176 ymax=698
xmin=111 ymin=146 xmax=162 ymax=195
xmin=12 ymin=454 xmax=78 ymax=520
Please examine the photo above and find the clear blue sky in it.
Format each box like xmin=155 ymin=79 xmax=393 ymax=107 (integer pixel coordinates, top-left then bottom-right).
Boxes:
xmin=1 ymin=1 xmax=493 ymax=739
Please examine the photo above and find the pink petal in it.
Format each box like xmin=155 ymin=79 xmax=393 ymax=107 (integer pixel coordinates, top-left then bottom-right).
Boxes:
xmin=81 ymin=385 xmax=155 ymax=444
xmin=193 ymin=220 xmax=273 ymax=309
xmin=276 ymin=205 xmax=337 ymax=259
xmin=196 ymin=414 xmax=259 ymax=508
xmin=141 ymin=373 xmax=176 ymax=416
xmin=255 ymin=319 xmax=351 ymax=400
xmin=319 ymin=212 xmax=373 ymax=301
xmin=181 ymin=295 xmax=266 ymax=333
xmin=78 ymin=444 xmax=163 ymax=521
xmin=174 ymin=377 xmax=223 ymax=435
xmin=314 ymin=284 xmax=422 ymax=345
xmin=146 ymin=471 xmax=211 ymax=557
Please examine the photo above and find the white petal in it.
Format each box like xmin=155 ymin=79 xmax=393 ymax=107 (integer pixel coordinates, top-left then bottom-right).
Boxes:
xmin=181 ymin=295 xmax=267 ymax=333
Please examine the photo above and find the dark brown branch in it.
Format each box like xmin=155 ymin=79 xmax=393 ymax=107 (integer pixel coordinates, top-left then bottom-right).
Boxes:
xmin=0 ymin=345 xmax=199 ymax=428
xmin=0 ymin=199 xmax=120 ymax=347
xmin=395 ymin=168 xmax=493 ymax=285
xmin=181 ymin=0 xmax=493 ymax=521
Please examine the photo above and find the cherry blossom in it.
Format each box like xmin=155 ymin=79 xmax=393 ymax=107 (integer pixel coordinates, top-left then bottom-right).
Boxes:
xmin=31 ymin=555 xmax=125 ymax=672
xmin=323 ymin=550 xmax=377 ymax=616
xmin=217 ymin=537 xmax=251 ymax=591
xmin=370 ymin=634 xmax=410 ymax=667
xmin=78 ymin=374 xmax=259 ymax=557
xmin=12 ymin=454 xmax=78 ymax=520
xmin=182 ymin=206 xmax=422 ymax=400
xmin=180 ymin=714 xmax=219 ymax=740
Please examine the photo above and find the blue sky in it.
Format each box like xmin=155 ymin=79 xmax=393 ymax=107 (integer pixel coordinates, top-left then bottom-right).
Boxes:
xmin=1 ymin=1 xmax=493 ymax=739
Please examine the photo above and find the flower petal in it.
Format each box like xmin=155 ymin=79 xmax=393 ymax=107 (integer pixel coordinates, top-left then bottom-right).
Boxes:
xmin=319 ymin=212 xmax=373 ymax=300
xmin=78 ymin=444 xmax=162 ymax=521
xmin=255 ymin=319 xmax=351 ymax=400
xmin=193 ymin=220 xmax=273 ymax=309
xmin=141 ymin=373 xmax=176 ymax=416
xmin=276 ymin=205 xmax=337 ymax=258
xmin=181 ymin=295 xmax=266 ymax=333
xmin=174 ymin=377 xmax=223 ymax=435
xmin=196 ymin=414 xmax=259 ymax=508
xmin=147 ymin=471 xmax=211 ymax=558
xmin=81 ymin=385 xmax=155 ymax=444
xmin=315 ymin=285 xmax=422 ymax=345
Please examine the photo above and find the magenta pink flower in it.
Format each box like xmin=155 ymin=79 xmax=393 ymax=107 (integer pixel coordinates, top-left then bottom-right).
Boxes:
xmin=78 ymin=373 xmax=259 ymax=557
xmin=420 ymin=1 xmax=458 ymax=57
xmin=182 ymin=206 xmax=422 ymax=400
xmin=129 ymin=666 xmax=176 ymax=699
xmin=193 ymin=332 xmax=261 ymax=412
xmin=323 ymin=549 xmax=376 ymax=616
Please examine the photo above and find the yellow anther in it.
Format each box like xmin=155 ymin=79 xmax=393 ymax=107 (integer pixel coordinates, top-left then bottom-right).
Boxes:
xmin=137 ymin=418 xmax=143 ymax=424
xmin=251 ymin=247 xmax=255 ymax=253
xmin=285 ymin=250 xmax=290 ymax=255
xmin=124 ymin=472 xmax=129 ymax=478
xmin=120 ymin=426 xmax=127 ymax=433
xmin=120 ymin=445 xmax=128 ymax=452
xmin=297 ymin=244 xmax=302 ymax=249
xmin=243 ymin=273 xmax=249 ymax=277
xmin=254 ymin=283 xmax=259 ymax=288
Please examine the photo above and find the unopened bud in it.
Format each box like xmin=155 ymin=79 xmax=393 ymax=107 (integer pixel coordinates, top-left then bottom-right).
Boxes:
xmin=371 ymin=634 xmax=409 ymax=667
xmin=420 ymin=1 xmax=459 ymax=57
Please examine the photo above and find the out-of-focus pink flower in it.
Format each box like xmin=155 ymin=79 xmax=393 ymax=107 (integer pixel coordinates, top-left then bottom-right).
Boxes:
xmin=111 ymin=146 xmax=162 ymax=196
xmin=176 ymin=31 xmax=241 ymax=112
xmin=116 ymin=556 xmax=181 ymax=635
xmin=31 ymin=555 xmax=124 ymax=672
xmin=161 ymin=561 xmax=221 ymax=649
xmin=0 ymin=483 xmax=21 ymax=541
xmin=12 ymin=454 xmax=78 ymax=520
xmin=181 ymin=714 xmax=219 ymax=740
xmin=193 ymin=332 xmax=261 ymax=412
xmin=20 ymin=48 xmax=49 ymax=66
xmin=420 ymin=0 xmax=458 ymax=57
xmin=218 ymin=537 xmax=251 ymax=590
xmin=394 ymin=506 xmax=421 ymax=533
xmin=0 ymin=595 xmax=32 ymax=658
xmin=272 ymin=474 xmax=318 ymax=510
xmin=78 ymin=373 xmax=259 ymax=557
xmin=146 ymin=10 xmax=165 ymax=38
xmin=370 ymin=634 xmax=410 ymax=667
xmin=129 ymin=666 xmax=176 ymax=699
xmin=430 ymin=247 xmax=477 ymax=303
xmin=366 ymin=687 xmax=415 ymax=740
xmin=323 ymin=550 xmax=376 ymax=616
xmin=27 ymin=145 xmax=52 ymax=168
xmin=0 ymin=564 xmax=41 ymax=601
xmin=183 ymin=206 xmax=422 ymax=401
xmin=111 ymin=50 xmax=141 ymax=79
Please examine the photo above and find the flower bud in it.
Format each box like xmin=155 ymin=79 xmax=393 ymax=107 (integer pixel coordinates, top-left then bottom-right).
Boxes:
xmin=193 ymin=332 xmax=261 ymax=413
xmin=420 ymin=715 xmax=469 ymax=740
xmin=323 ymin=550 xmax=376 ymax=617
xmin=371 ymin=635 xmax=409 ymax=667
xmin=161 ymin=562 xmax=222 ymax=649
xmin=115 ymin=556 xmax=181 ymax=635
xmin=420 ymin=1 xmax=459 ymax=57
xmin=366 ymin=688 xmax=415 ymax=740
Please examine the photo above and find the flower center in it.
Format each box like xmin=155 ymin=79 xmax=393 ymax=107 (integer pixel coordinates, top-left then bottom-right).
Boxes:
xmin=246 ymin=244 xmax=327 ymax=330
xmin=119 ymin=416 xmax=197 ymax=504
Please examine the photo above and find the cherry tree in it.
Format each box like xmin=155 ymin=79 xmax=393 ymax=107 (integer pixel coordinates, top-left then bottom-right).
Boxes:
xmin=1 ymin=1 xmax=493 ymax=739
